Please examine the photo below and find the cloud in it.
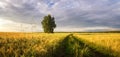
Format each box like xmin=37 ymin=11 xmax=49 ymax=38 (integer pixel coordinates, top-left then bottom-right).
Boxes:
xmin=0 ymin=0 xmax=120 ymax=32
xmin=0 ymin=18 xmax=42 ymax=32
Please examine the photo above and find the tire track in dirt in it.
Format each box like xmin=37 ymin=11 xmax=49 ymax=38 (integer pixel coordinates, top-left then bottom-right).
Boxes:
xmin=53 ymin=34 xmax=112 ymax=57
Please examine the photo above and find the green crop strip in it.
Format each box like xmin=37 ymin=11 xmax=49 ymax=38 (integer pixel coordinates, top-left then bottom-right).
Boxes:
xmin=54 ymin=34 xmax=112 ymax=57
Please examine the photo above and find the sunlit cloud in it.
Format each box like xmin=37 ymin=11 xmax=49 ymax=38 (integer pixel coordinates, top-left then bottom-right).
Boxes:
xmin=0 ymin=18 xmax=42 ymax=32
xmin=0 ymin=0 xmax=120 ymax=32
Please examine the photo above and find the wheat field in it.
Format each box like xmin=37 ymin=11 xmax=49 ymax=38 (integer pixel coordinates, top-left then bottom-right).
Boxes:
xmin=0 ymin=32 xmax=69 ymax=57
xmin=74 ymin=33 xmax=120 ymax=57
xmin=0 ymin=32 xmax=120 ymax=57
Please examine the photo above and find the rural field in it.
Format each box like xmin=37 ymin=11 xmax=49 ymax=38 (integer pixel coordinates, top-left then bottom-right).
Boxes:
xmin=0 ymin=0 xmax=120 ymax=57
xmin=0 ymin=32 xmax=120 ymax=57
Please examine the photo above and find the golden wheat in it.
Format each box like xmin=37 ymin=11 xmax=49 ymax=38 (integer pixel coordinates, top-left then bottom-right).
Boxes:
xmin=0 ymin=32 xmax=69 ymax=57
xmin=74 ymin=33 xmax=120 ymax=57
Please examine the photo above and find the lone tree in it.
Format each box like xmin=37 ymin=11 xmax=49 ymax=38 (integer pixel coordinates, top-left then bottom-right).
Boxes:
xmin=41 ymin=14 xmax=56 ymax=33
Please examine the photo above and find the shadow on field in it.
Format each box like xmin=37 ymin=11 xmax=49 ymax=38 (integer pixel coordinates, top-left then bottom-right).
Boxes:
xmin=53 ymin=34 xmax=112 ymax=57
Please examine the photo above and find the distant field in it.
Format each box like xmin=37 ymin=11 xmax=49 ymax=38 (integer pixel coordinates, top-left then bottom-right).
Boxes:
xmin=0 ymin=32 xmax=120 ymax=57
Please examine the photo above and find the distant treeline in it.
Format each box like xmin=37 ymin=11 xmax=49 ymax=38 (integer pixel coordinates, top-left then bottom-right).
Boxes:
xmin=55 ymin=31 xmax=120 ymax=33
xmin=0 ymin=31 xmax=120 ymax=33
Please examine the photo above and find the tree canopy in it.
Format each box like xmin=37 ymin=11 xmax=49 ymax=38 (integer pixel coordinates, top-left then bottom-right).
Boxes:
xmin=41 ymin=14 xmax=56 ymax=33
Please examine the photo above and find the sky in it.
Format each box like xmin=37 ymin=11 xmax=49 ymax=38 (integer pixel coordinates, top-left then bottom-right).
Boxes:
xmin=0 ymin=0 xmax=120 ymax=32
